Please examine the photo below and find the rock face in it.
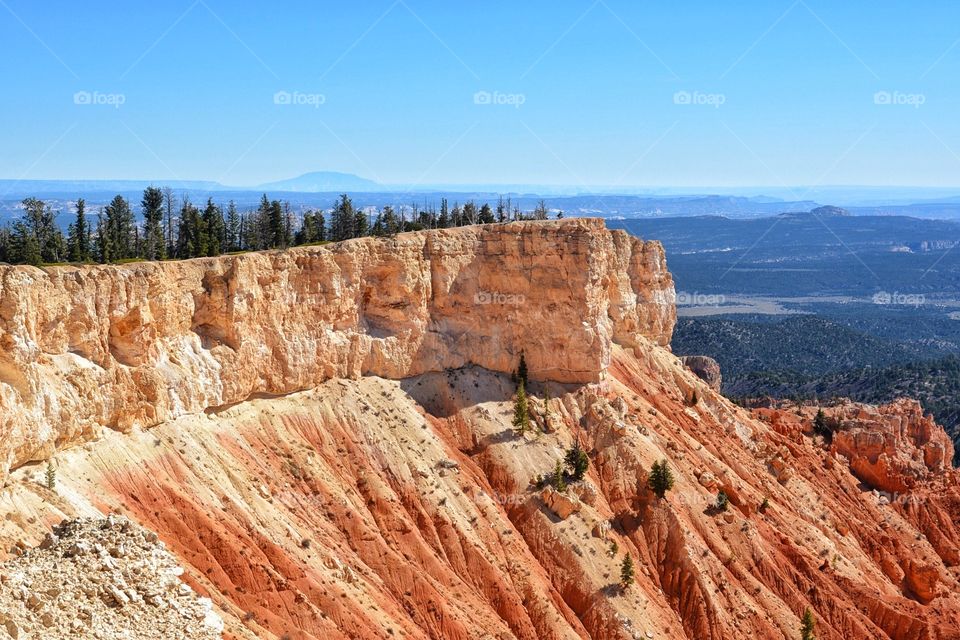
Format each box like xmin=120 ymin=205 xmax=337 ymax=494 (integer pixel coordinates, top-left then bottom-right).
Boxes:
xmin=680 ymin=355 xmax=722 ymax=391
xmin=4 ymin=220 xmax=960 ymax=640
xmin=0 ymin=517 xmax=222 ymax=639
xmin=826 ymin=399 xmax=954 ymax=493
xmin=0 ymin=219 xmax=674 ymax=475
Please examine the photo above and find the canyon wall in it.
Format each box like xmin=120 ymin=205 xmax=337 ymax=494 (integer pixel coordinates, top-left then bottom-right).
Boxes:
xmin=0 ymin=219 xmax=674 ymax=474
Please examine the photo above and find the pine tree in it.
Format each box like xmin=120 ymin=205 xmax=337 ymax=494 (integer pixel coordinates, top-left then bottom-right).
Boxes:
xmin=354 ymin=207 xmax=369 ymax=238
xmin=95 ymin=211 xmax=111 ymax=263
xmin=226 ymin=200 xmax=240 ymax=252
xmin=202 ymin=198 xmax=225 ymax=256
xmin=104 ymin=195 xmax=135 ymax=260
xmin=517 ymin=352 xmax=528 ymax=386
xmin=553 ymin=459 xmax=567 ymax=492
xmin=266 ymin=199 xmax=285 ymax=248
xmin=21 ymin=197 xmax=65 ymax=263
xmin=68 ymin=198 xmax=89 ymax=262
xmin=478 ymin=203 xmax=494 ymax=224
xmin=330 ymin=194 xmax=356 ymax=241
xmin=141 ymin=187 xmax=165 ymax=260
xmin=0 ymin=226 xmax=11 ymax=263
xmin=564 ymin=441 xmax=590 ymax=481
xmin=513 ymin=379 xmax=530 ymax=435
xmin=163 ymin=187 xmax=177 ymax=258
xmin=438 ymin=198 xmax=449 ymax=228
xmin=813 ymin=408 xmax=831 ymax=441
xmin=800 ymin=608 xmax=816 ymax=640
xmin=177 ymin=199 xmax=206 ymax=258
xmin=620 ymin=554 xmax=634 ymax=589
xmin=648 ymin=459 xmax=675 ymax=499
xmin=10 ymin=220 xmax=40 ymax=265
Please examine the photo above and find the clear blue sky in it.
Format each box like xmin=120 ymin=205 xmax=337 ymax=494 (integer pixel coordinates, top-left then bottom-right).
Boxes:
xmin=2 ymin=0 xmax=960 ymax=188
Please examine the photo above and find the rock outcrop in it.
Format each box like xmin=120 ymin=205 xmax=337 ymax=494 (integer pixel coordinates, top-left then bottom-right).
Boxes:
xmin=828 ymin=399 xmax=954 ymax=493
xmin=680 ymin=355 xmax=722 ymax=391
xmin=0 ymin=219 xmax=674 ymax=475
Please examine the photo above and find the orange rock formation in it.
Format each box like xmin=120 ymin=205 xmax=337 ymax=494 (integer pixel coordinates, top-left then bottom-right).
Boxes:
xmin=1 ymin=219 xmax=958 ymax=639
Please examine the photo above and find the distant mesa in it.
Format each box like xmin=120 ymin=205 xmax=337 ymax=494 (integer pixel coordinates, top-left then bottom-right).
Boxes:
xmin=810 ymin=205 xmax=850 ymax=216
xmin=777 ymin=204 xmax=850 ymax=218
xmin=257 ymin=171 xmax=381 ymax=193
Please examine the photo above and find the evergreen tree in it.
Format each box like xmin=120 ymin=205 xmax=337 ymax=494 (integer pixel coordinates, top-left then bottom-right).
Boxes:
xmin=163 ymin=187 xmax=177 ymax=258
xmin=68 ymin=198 xmax=89 ymax=262
xmin=177 ymin=199 xmax=206 ymax=258
xmin=620 ymin=554 xmax=635 ymax=589
xmin=438 ymin=198 xmax=449 ymax=228
xmin=21 ymin=197 xmax=65 ymax=263
xmin=330 ymin=194 xmax=356 ymax=241
xmin=496 ymin=196 xmax=506 ymax=223
xmin=800 ymin=608 xmax=816 ymax=640
xmin=202 ymin=198 xmax=225 ymax=256
xmin=10 ymin=220 xmax=41 ymax=265
xmin=648 ymin=459 xmax=675 ymax=499
xmin=298 ymin=210 xmax=324 ymax=245
xmin=225 ymin=200 xmax=240 ymax=252
xmin=95 ymin=211 xmax=111 ymax=263
xmin=267 ymin=199 xmax=285 ymax=248
xmin=103 ymin=195 xmax=135 ymax=260
xmin=315 ymin=211 xmax=326 ymax=241
xmin=0 ymin=226 xmax=11 ymax=263
xmin=553 ymin=459 xmax=567 ymax=492
xmin=141 ymin=187 xmax=165 ymax=260
xmin=517 ymin=352 xmax=529 ymax=386
xmin=354 ymin=207 xmax=369 ymax=238
xmin=813 ymin=408 xmax=832 ymax=441
xmin=564 ymin=441 xmax=590 ymax=481
xmin=512 ymin=379 xmax=530 ymax=435
xmin=478 ymin=203 xmax=494 ymax=224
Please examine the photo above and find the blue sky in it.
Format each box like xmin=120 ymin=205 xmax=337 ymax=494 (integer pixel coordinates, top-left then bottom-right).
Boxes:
xmin=2 ymin=0 xmax=960 ymax=188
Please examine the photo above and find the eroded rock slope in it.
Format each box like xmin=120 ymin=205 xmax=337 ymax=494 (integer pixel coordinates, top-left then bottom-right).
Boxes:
xmin=1 ymin=220 xmax=959 ymax=639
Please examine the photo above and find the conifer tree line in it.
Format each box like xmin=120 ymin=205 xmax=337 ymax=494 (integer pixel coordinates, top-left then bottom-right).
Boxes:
xmin=0 ymin=190 xmax=558 ymax=266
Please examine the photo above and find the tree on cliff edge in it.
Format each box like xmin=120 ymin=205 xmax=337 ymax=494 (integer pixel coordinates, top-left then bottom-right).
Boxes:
xmin=800 ymin=608 xmax=816 ymax=640
xmin=620 ymin=554 xmax=634 ymax=589
xmin=648 ymin=459 xmax=674 ymax=499
xmin=564 ymin=441 xmax=589 ymax=481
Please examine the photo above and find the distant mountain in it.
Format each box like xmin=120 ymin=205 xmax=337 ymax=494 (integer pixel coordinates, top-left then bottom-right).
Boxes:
xmin=257 ymin=172 xmax=380 ymax=193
